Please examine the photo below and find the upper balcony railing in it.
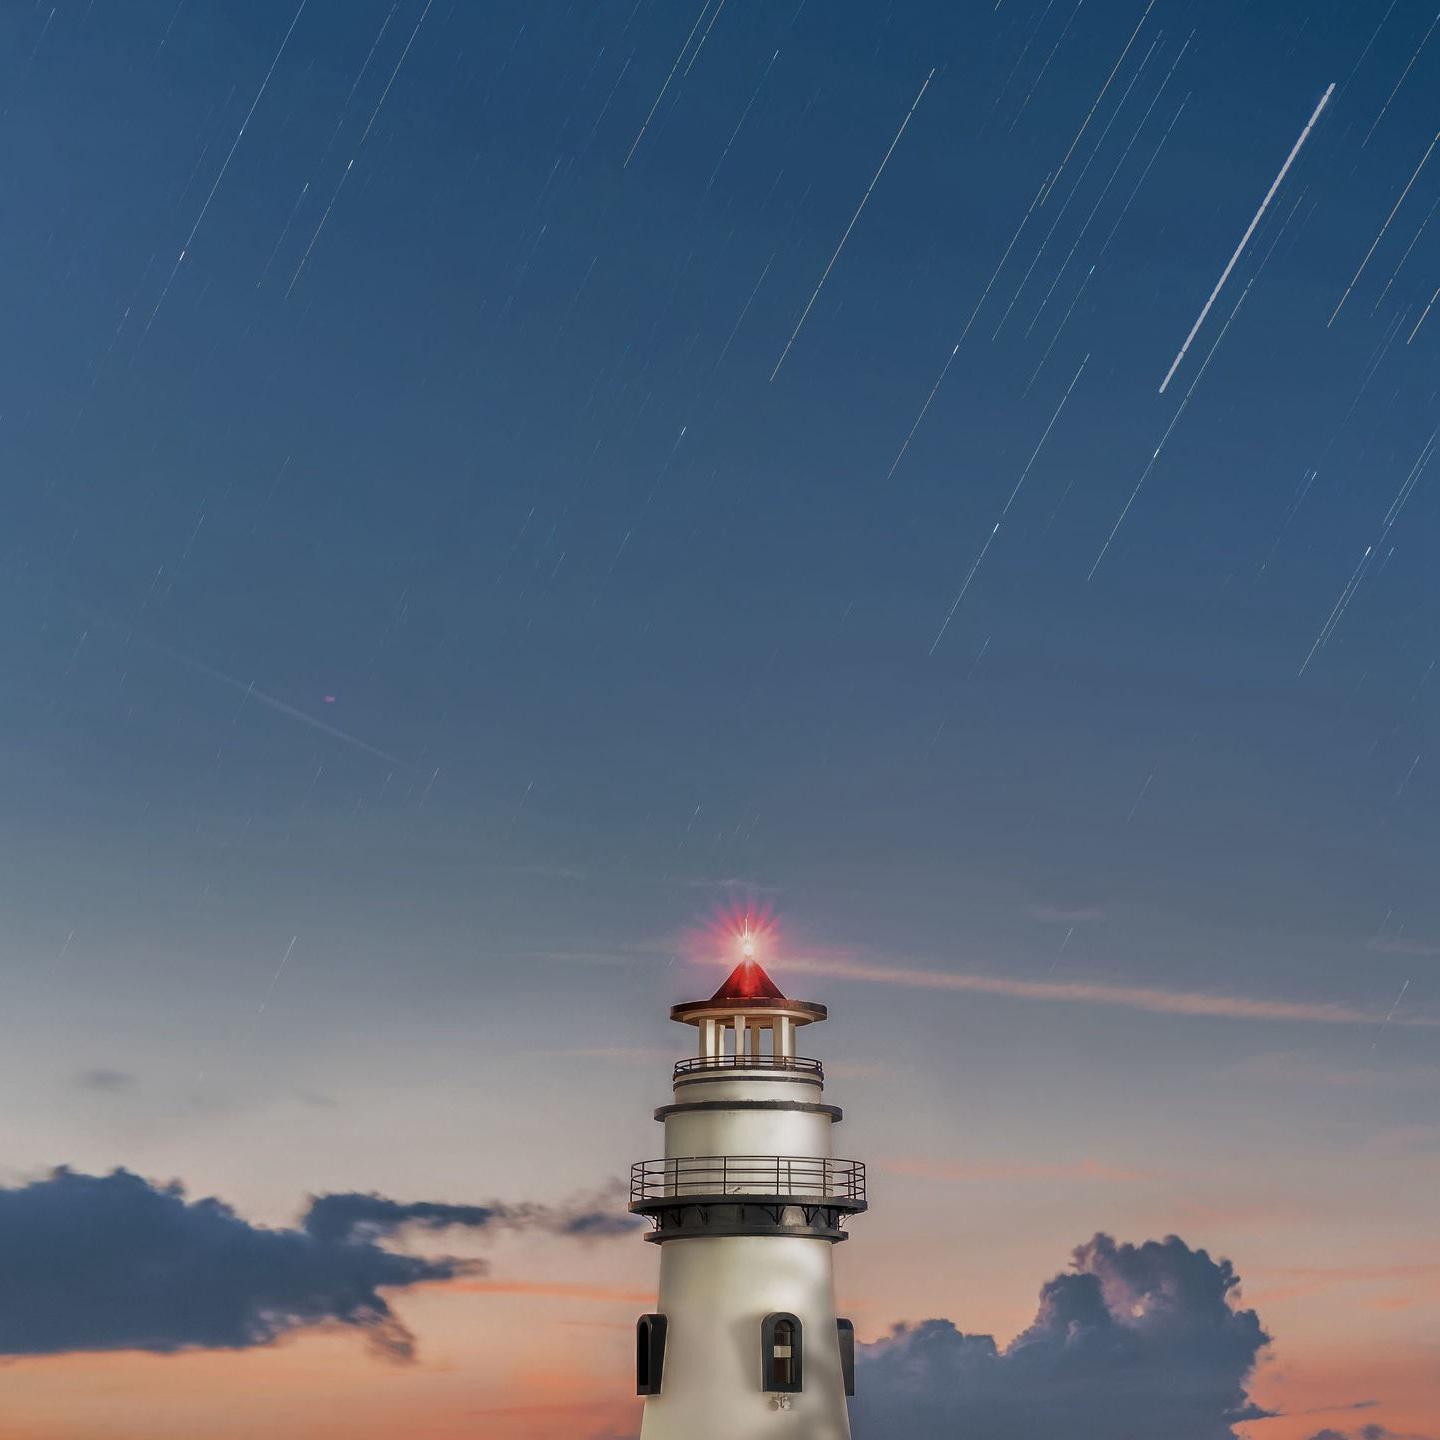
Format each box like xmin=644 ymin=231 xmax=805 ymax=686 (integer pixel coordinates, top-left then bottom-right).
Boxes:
xmin=630 ymin=1155 xmax=866 ymax=1207
xmin=672 ymin=1054 xmax=824 ymax=1081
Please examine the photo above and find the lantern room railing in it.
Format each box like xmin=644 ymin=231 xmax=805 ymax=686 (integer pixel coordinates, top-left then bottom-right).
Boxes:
xmin=673 ymin=1054 xmax=824 ymax=1081
xmin=630 ymin=1155 xmax=866 ymax=1206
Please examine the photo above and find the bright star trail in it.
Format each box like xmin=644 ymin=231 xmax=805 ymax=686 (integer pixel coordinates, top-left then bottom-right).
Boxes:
xmin=1159 ymin=80 xmax=1333 ymax=392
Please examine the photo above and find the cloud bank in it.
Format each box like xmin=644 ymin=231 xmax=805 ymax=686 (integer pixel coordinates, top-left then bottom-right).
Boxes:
xmin=0 ymin=1167 xmax=634 ymax=1362
xmin=853 ymin=1233 xmax=1271 ymax=1440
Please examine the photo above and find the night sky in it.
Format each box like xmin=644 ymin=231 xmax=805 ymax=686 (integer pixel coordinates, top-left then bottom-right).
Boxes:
xmin=0 ymin=1 xmax=1436 ymax=1437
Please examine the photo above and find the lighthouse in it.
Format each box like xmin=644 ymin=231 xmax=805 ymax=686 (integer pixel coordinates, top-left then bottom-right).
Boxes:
xmin=631 ymin=935 xmax=866 ymax=1438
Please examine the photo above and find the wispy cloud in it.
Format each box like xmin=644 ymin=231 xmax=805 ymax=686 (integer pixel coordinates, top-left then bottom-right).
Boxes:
xmin=782 ymin=955 xmax=1440 ymax=1029
xmin=75 ymin=1068 xmax=135 ymax=1092
xmin=1367 ymin=936 xmax=1440 ymax=957
xmin=879 ymin=1157 xmax=1151 ymax=1184
xmin=1031 ymin=904 xmax=1107 ymax=924
xmin=446 ymin=1279 xmax=654 ymax=1304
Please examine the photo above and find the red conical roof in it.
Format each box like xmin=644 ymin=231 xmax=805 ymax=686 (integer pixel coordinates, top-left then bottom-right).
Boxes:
xmin=710 ymin=957 xmax=786 ymax=1002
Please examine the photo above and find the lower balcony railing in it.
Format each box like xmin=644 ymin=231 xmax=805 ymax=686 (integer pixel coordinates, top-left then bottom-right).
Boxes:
xmin=630 ymin=1155 xmax=866 ymax=1206
xmin=673 ymin=1054 xmax=824 ymax=1081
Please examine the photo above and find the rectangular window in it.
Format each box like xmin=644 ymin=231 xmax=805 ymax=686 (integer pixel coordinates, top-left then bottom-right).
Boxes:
xmin=636 ymin=1314 xmax=667 ymax=1395
xmin=837 ymin=1318 xmax=855 ymax=1396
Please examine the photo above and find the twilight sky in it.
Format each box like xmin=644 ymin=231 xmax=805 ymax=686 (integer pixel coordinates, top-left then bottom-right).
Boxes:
xmin=0 ymin=1 xmax=1436 ymax=1437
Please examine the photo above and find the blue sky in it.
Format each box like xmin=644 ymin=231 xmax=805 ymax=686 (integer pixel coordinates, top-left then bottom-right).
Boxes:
xmin=0 ymin=1 xmax=1435 ymax=1436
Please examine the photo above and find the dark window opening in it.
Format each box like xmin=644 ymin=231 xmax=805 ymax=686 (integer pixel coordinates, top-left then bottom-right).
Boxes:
xmin=837 ymin=1318 xmax=855 ymax=1396
xmin=762 ymin=1312 xmax=803 ymax=1393
xmin=636 ymin=1314 xmax=667 ymax=1395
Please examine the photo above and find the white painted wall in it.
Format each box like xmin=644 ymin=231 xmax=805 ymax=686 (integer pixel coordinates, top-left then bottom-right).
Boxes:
xmin=640 ymin=1235 xmax=852 ymax=1440
xmin=672 ymin=1074 xmax=823 ymax=1105
xmin=638 ymin=1059 xmax=854 ymax=1438
xmin=664 ymin=1107 xmax=833 ymax=1165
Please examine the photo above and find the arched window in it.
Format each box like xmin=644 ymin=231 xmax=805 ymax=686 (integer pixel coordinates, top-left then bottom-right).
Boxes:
xmin=762 ymin=1312 xmax=803 ymax=1393
xmin=837 ymin=1318 xmax=856 ymax=1396
xmin=636 ymin=1314 xmax=667 ymax=1395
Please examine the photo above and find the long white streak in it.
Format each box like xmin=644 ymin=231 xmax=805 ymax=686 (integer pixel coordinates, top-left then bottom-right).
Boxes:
xmin=682 ymin=0 xmax=728 ymax=77
xmin=154 ymin=0 xmax=187 ymax=60
xmin=1407 ymin=281 xmax=1440 ymax=342
xmin=256 ymin=180 xmax=310 ymax=287
xmin=287 ymin=0 xmax=434 ymax=297
xmin=317 ymin=0 xmax=399 ymax=168
xmin=1299 ymin=547 xmax=1375 ymax=675
xmin=1159 ymin=82 xmax=1333 ymax=393
xmin=623 ymin=0 xmax=713 ymax=167
xmin=771 ymin=68 xmax=936 ymax=381
xmin=1362 ymin=7 xmax=1440 ymax=148
xmin=148 ymin=640 xmax=409 ymax=765
xmin=1025 ymin=31 xmax=1184 ymax=337
xmin=257 ymin=935 xmax=299 ymax=1016
xmin=140 ymin=0 xmax=309 ymax=339
xmin=1009 ymin=0 xmax=1086 ymax=131
xmin=357 ymin=0 xmax=433 ymax=150
xmin=1095 ymin=91 xmax=1188 ymax=264
xmin=1298 ymin=425 xmax=1437 ymax=673
xmin=1341 ymin=0 xmax=1399 ymax=96
xmin=713 ymin=252 xmax=775 ymax=371
xmin=881 ymin=172 xmax=1051 ymax=483
xmin=1025 ymin=265 xmax=1091 ymax=397
xmin=705 ymin=48 xmax=779 ymax=194
xmin=980 ymin=0 xmax=1059 ymax=134
xmin=992 ymin=30 xmax=1162 ymax=345
xmin=1039 ymin=0 xmax=1156 ymax=205
xmin=1329 ymin=130 xmax=1439 ymax=325
xmin=1373 ymin=189 xmax=1440 ymax=312
xmin=1092 ymin=279 xmax=1255 ymax=578
xmin=1371 ymin=978 xmax=1411 ymax=1049
xmin=929 ymin=354 xmax=1088 ymax=654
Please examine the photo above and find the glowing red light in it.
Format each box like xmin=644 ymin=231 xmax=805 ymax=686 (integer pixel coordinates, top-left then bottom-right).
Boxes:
xmin=679 ymin=899 xmax=781 ymax=983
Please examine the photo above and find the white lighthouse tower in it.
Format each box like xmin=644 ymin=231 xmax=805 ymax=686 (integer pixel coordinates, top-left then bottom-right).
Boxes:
xmin=631 ymin=936 xmax=865 ymax=1438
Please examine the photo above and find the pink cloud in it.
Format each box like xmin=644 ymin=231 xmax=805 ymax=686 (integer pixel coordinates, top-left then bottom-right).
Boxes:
xmin=781 ymin=955 xmax=1440 ymax=1029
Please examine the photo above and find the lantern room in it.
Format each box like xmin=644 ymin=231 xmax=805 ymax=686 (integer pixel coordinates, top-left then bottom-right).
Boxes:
xmin=670 ymin=957 xmax=827 ymax=1070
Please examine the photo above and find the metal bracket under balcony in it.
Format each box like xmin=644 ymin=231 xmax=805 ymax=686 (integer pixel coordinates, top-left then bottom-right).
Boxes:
xmin=672 ymin=1054 xmax=824 ymax=1082
xmin=630 ymin=1156 xmax=866 ymax=1243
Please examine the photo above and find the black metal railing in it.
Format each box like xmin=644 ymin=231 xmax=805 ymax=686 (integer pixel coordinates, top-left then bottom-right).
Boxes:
xmin=673 ymin=1054 xmax=824 ymax=1080
xmin=630 ymin=1155 xmax=866 ymax=1205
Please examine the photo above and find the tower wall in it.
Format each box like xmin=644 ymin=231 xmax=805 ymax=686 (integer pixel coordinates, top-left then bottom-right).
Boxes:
xmin=633 ymin=965 xmax=861 ymax=1440
xmin=662 ymin=1103 xmax=835 ymax=1164
xmin=640 ymin=1235 xmax=851 ymax=1440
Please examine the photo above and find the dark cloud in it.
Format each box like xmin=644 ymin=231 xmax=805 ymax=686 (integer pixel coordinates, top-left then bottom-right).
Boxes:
xmin=75 ymin=1068 xmax=134 ymax=1091
xmin=0 ymin=1167 xmax=633 ymax=1363
xmin=302 ymin=1192 xmax=502 ymax=1244
xmin=854 ymin=1233 xmax=1270 ymax=1440
xmin=304 ymin=1186 xmax=641 ymax=1245
xmin=561 ymin=1208 xmax=642 ymax=1238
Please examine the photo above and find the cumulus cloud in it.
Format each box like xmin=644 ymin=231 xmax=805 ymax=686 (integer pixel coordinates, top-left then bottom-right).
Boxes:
xmin=0 ymin=1167 xmax=635 ymax=1362
xmin=853 ymin=1233 xmax=1271 ymax=1440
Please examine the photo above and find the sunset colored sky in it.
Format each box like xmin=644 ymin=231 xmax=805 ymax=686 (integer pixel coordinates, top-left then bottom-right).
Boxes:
xmin=0 ymin=1 xmax=1435 ymax=1437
